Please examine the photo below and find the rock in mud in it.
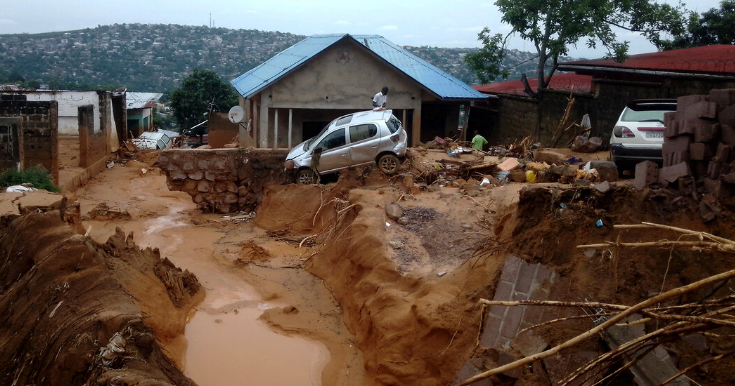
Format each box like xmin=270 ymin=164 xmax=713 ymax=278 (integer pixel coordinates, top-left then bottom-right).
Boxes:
xmin=389 ymin=239 xmax=405 ymax=249
xmin=385 ymin=202 xmax=404 ymax=220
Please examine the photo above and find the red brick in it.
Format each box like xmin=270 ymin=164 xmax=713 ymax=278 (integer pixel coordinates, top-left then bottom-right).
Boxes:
xmin=715 ymin=142 xmax=731 ymax=163
xmin=709 ymin=89 xmax=735 ymax=110
xmin=721 ymin=124 xmax=735 ymax=146
xmin=633 ymin=161 xmax=659 ymax=190
xmin=694 ymin=122 xmax=719 ymax=143
xmin=689 ymin=142 xmax=713 ymax=161
xmin=663 ymin=151 xmax=689 ymax=167
xmin=719 ymin=106 xmax=735 ymax=127
xmin=659 ymin=162 xmax=691 ymax=184
xmin=707 ymin=161 xmax=724 ymax=179
xmin=662 ymin=135 xmax=692 ymax=153
xmin=664 ymin=112 xmax=679 ymax=137
xmin=677 ymin=94 xmax=708 ymax=113
xmin=704 ymin=178 xmax=734 ymax=199
xmin=685 ymin=101 xmax=717 ymax=120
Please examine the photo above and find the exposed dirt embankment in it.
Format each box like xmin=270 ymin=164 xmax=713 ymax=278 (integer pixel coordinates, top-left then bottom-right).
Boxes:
xmin=0 ymin=210 xmax=202 ymax=385
xmin=255 ymin=183 xmax=505 ymax=386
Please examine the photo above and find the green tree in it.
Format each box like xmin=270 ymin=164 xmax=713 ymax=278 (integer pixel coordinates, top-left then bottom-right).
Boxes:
xmin=662 ymin=0 xmax=735 ymax=49
xmin=169 ymin=69 xmax=238 ymax=139
xmin=465 ymin=0 xmax=687 ymax=97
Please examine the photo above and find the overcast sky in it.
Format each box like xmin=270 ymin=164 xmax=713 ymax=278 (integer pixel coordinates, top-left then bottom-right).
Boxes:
xmin=0 ymin=0 xmax=724 ymax=58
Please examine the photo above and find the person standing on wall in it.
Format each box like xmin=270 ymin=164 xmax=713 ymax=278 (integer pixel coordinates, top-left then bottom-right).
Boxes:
xmin=372 ymin=87 xmax=388 ymax=110
xmin=471 ymin=130 xmax=488 ymax=151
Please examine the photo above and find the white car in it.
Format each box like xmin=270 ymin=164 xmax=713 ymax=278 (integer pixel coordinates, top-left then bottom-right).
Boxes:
xmin=284 ymin=109 xmax=407 ymax=184
xmin=610 ymin=99 xmax=677 ymax=172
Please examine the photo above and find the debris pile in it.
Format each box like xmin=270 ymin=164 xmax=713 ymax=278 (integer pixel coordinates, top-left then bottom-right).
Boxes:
xmin=634 ymin=89 xmax=735 ymax=216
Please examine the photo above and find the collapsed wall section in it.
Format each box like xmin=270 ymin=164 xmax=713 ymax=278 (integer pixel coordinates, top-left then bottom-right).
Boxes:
xmin=157 ymin=148 xmax=292 ymax=213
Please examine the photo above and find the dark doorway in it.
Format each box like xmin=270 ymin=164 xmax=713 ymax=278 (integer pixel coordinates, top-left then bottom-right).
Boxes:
xmin=303 ymin=121 xmax=330 ymax=141
xmin=0 ymin=122 xmax=19 ymax=171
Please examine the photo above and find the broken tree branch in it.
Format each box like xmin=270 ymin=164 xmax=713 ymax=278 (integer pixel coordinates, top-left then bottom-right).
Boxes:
xmin=459 ymin=268 xmax=735 ymax=385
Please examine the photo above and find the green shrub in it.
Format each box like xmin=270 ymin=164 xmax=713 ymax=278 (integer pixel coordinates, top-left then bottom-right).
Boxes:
xmin=0 ymin=166 xmax=60 ymax=192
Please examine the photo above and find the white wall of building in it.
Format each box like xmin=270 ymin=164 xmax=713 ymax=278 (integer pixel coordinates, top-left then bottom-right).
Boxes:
xmin=24 ymin=91 xmax=101 ymax=135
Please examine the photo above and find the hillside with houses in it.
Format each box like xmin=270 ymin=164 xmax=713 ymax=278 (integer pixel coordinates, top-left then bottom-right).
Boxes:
xmin=0 ymin=23 xmax=549 ymax=92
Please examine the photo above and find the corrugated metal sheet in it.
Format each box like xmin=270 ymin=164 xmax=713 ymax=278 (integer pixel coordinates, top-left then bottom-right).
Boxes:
xmin=560 ymin=45 xmax=735 ymax=75
xmin=126 ymin=92 xmax=163 ymax=109
xmin=230 ymin=34 xmax=486 ymax=100
xmin=474 ymin=73 xmax=593 ymax=96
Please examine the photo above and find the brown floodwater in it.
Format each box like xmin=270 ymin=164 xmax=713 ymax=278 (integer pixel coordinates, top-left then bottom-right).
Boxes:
xmin=137 ymin=206 xmax=330 ymax=385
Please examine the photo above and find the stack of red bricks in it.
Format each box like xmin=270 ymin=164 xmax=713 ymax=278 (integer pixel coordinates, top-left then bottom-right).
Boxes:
xmin=635 ymin=88 xmax=735 ymax=199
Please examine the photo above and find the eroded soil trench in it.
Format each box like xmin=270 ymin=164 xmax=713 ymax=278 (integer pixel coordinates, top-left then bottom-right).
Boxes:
xmin=4 ymin=148 xmax=735 ymax=386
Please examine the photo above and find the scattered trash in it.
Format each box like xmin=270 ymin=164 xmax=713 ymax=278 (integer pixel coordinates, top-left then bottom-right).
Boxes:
xmin=99 ymin=332 xmax=127 ymax=366
xmin=596 ymin=219 xmax=603 ymax=227
xmin=480 ymin=177 xmax=491 ymax=187
xmin=106 ymin=160 xmax=115 ymax=168
xmin=592 ymin=181 xmax=611 ymax=193
xmin=525 ymin=170 xmax=536 ymax=183
xmin=568 ymin=156 xmax=583 ymax=163
xmin=493 ymin=171 xmax=510 ymax=182
xmin=560 ymin=203 xmax=568 ymax=209
xmin=437 ymin=271 xmax=447 ymax=277
xmin=6 ymin=184 xmax=37 ymax=193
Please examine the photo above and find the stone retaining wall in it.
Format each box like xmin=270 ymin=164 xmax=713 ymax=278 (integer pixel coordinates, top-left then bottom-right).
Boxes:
xmin=157 ymin=148 xmax=292 ymax=213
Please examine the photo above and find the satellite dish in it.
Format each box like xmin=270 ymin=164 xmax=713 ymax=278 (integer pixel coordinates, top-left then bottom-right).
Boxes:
xmin=228 ymin=106 xmax=244 ymax=123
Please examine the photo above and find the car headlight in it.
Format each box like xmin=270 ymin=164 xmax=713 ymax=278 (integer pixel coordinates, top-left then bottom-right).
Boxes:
xmin=613 ymin=126 xmax=635 ymax=138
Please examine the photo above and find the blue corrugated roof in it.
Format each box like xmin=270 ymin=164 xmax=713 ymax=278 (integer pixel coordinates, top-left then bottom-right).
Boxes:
xmin=231 ymin=34 xmax=486 ymax=100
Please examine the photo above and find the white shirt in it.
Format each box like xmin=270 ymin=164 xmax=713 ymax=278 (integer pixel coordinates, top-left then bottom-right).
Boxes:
xmin=372 ymin=92 xmax=387 ymax=109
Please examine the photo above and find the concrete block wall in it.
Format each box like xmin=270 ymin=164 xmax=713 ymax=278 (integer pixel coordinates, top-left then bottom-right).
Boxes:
xmin=480 ymin=255 xmax=556 ymax=349
xmin=157 ymin=148 xmax=292 ymax=214
xmin=0 ymin=100 xmax=59 ymax=184
xmin=496 ymin=97 xmax=539 ymax=144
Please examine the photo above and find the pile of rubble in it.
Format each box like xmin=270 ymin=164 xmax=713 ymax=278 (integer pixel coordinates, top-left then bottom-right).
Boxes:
xmin=634 ymin=89 xmax=735 ymax=214
xmin=408 ymin=146 xmax=618 ymax=198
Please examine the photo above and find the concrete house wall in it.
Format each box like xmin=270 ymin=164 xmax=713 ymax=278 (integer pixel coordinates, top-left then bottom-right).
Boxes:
xmin=22 ymin=91 xmax=103 ymax=135
xmin=243 ymin=39 xmax=461 ymax=149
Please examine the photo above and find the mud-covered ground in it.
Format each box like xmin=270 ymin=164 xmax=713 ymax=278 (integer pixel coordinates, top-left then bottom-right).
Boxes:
xmin=3 ymin=146 xmax=735 ymax=386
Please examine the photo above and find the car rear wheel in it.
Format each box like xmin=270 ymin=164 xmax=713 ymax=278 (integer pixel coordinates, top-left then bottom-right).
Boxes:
xmin=377 ymin=154 xmax=399 ymax=175
xmin=296 ymin=169 xmax=317 ymax=184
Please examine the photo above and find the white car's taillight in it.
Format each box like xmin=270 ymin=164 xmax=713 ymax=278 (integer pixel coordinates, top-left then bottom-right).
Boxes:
xmin=613 ymin=126 xmax=635 ymax=138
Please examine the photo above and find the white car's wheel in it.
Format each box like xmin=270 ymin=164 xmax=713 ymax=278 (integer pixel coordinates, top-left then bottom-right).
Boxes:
xmin=296 ymin=169 xmax=316 ymax=184
xmin=377 ymin=154 xmax=399 ymax=175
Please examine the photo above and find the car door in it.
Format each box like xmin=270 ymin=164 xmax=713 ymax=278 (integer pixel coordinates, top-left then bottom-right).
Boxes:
xmin=348 ymin=123 xmax=379 ymax=165
xmin=313 ymin=127 xmax=349 ymax=173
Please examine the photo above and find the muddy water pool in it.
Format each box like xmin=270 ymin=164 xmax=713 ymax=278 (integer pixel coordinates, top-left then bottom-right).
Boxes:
xmin=137 ymin=208 xmax=330 ymax=385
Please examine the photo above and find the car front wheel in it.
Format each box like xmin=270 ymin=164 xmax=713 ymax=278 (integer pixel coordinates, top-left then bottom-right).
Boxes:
xmin=296 ymin=169 xmax=317 ymax=184
xmin=377 ymin=154 xmax=399 ymax=175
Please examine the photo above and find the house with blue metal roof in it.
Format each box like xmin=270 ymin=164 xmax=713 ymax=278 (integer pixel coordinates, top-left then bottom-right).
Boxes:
xmin=230 ymin=34 xmax=486 ymax=148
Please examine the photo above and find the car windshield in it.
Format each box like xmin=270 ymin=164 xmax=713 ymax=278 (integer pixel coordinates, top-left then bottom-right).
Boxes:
xmin=305 ymin=119 xmax=336 ymax=150
xmin=621 ymin=102 xmax=676 ymax=123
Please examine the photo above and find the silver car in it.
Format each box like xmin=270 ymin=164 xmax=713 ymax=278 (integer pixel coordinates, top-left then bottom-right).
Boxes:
xmin=285 ymin=109 xmax=407 ymax=184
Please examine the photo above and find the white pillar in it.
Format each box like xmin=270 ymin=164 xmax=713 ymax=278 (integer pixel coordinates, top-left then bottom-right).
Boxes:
xmin=288 ymin=108 xmax=293 ymax=149
xmin=274 ymin=108 xmax=279 ymax=149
